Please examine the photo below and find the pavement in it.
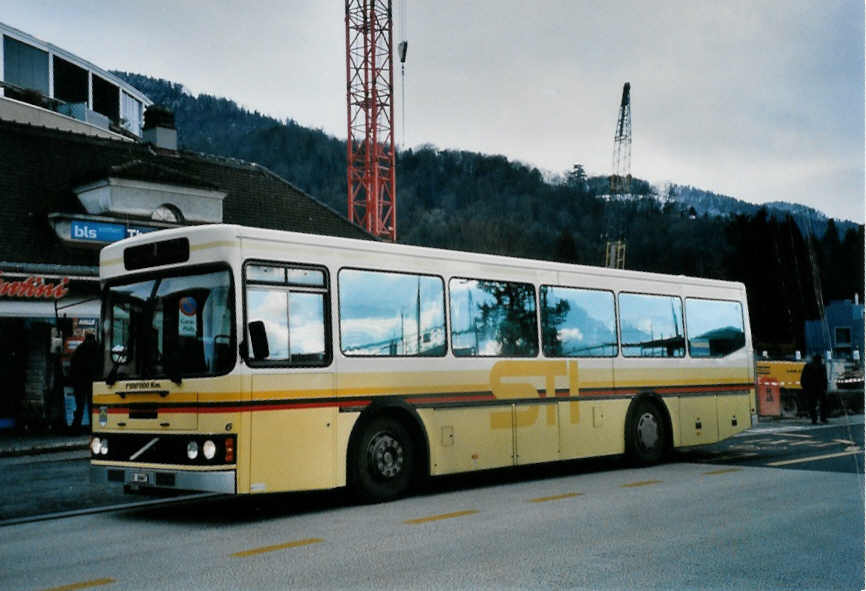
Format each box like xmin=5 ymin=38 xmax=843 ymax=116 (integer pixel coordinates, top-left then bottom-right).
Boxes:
xmin=0 ymin=431 xmax=90 ymax=457
xmin=0 ymin=413 xmax=861 ymax=458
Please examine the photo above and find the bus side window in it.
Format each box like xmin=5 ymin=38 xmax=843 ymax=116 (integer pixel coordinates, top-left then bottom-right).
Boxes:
xmin=619 ymin=293 xmax=685 ymax=358
xmin=246 ymin=288 xmax=289 ymax=361
xmin=244 ymin=263 xmax=330 ymax=366
xmin=449 ymin=278 xmax=538 ymax=357
xmin=685 ymin=298 xmax=745 ymax=357
xmin=540 ymin=285 xmax=617 ymax=357
xmin=338 ymin=268 xmax=446 ymax=357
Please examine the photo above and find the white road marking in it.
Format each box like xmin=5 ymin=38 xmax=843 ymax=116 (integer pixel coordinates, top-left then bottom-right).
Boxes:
xmin=766 ymin=448 xmax=863 ymax=467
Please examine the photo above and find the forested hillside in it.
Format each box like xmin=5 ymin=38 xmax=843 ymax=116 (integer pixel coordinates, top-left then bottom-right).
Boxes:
xmin=669 ymin=185 xmax=847 ymax=238
xmin=115 ymin=72 xmax=864 ymax=353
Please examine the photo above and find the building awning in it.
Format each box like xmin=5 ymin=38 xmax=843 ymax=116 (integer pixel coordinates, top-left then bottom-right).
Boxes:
xmin=0 ymin=297 xmax=99 ymax=319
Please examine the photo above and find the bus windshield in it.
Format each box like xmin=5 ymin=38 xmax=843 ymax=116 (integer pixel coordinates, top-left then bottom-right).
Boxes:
xmin=105 ymin=268 xmax=235 ymax=381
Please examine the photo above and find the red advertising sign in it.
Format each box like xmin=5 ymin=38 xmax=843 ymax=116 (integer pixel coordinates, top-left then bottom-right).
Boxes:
xmin=0 ymin=273 xmax=70 ymax=299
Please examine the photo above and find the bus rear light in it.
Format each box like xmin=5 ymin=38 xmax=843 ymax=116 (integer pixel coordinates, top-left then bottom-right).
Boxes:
xmin=225 ymin=438 xmax=234 ymax=463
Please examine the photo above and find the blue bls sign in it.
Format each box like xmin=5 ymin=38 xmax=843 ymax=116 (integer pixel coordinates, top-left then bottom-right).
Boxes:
xmin=70 ymin=220 xmax=158 ymax=243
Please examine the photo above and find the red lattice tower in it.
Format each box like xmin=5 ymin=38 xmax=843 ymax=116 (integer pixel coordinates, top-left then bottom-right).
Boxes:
xmin=345 ymin=0 xmax=397 ymax=241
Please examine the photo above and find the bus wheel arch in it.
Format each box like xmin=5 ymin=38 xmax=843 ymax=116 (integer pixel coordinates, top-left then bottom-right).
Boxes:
xmin=624 ymin=394 xmax=672 ymax=466
xmin=347 ymin=400 xmax=430 ymax=503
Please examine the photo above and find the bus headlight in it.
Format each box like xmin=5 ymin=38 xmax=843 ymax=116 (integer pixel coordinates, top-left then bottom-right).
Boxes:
xmin=99 ymin=438 xmax=109 ymax=455
xmin=187 ymin=441 xmax=199 ymax=460
xmin=90 ymin=437 xmax=101 ymax=455
xmin=203 ymin=440 xmax=216 ymax=460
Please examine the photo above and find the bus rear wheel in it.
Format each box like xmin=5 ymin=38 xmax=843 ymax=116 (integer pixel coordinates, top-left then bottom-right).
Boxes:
xmin=350 ymin=416 xmax=415 ymax=503
xmin=626 ymin=398 xmax=667 ymax=465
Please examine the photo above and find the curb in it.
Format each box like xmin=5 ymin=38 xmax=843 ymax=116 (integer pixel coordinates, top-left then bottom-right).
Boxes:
xmin=0 ymin=441 xmax=89 ymax=458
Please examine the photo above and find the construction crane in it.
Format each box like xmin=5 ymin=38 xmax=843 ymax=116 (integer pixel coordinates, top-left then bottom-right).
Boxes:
xmin=603 ymin=82 xmax=632 ymax=268
xmin=345 ymin=0 xmax=397 ymax=241
xmin=604 ymin=239 xmax=626 ymax=269
xmin=398 ymin=0 xmax=408 ymax=148
xmin=609 ymin=81 xmax=632 ymax=196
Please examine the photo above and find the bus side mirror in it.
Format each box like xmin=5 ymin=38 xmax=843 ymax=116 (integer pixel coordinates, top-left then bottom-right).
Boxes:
xmin=247 ymin=321 xmax=269 ymax=360
xmin=111 ymin=345 xmax=128 ymax=365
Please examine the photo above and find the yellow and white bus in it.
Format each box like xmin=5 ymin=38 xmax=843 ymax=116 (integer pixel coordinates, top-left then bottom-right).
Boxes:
xmin=90 ymin=224 xmax=756 ymax=501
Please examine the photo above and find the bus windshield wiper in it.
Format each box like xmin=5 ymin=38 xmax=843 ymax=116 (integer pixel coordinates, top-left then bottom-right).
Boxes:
xmin=164 ymin=353 xmax=183 ymax=385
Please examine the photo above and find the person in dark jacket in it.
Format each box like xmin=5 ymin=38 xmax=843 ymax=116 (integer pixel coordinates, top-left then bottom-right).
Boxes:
xmin=800 ymin=353 xmax=828 ymax=424
xmin=70 ymin=333 xmax=99 ymax=432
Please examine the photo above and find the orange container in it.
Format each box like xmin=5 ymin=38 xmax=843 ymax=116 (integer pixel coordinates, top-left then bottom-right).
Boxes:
xmin=757 ymin=376 xmax=781 ymax=416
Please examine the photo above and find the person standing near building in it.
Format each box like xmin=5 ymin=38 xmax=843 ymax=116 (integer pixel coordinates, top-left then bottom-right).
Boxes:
xmin=70 ymin=333 xmax=99 ymax=433
xmin=800 ymin=353 xmax=828 ymax=424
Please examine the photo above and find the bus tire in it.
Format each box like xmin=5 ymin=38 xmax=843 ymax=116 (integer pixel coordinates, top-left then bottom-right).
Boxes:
xmin=350 ymin=415 xmax=415 ymax=503
xmin=625 ymin=397 xmax=668 ymax=466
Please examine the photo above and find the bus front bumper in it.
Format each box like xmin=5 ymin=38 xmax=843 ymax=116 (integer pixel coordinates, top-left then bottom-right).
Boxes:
xmin=90 ymin=465 xmax=236 ymax=494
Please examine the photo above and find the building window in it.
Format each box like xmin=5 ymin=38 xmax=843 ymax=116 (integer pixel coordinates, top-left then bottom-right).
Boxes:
xmin=540 ymin=286 xmax=617 ymax=357
xmin=92 ymin=75 xmax=119 ymax=122
xmin=3 ymin=36 xmax=49 ymax=95
xmin=121 ymin=91 xmax=143 ymax=135
xmin=685 ymin=298 xmax=745 ymax=358
xmin=449 ymin=278 xmax=538 ymax=357
xmin=152 ymin=205 xmax=181 ymax=223
xmin=52 ymin=56 xmax=88 ymax=104
xmin=835 ymin=327 xmax=852 ymax=347
xmin=619 ymin=293 xmax=685 ymax=358
xmin=338 ymin=268 xmax=446 ymax=356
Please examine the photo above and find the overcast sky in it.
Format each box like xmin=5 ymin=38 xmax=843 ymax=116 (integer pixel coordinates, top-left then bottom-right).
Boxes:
xmin=3 ymin=1 xmax=863 ymax=222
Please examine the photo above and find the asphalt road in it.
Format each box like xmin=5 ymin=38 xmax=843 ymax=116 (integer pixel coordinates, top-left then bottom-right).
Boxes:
xmin=0 ymin=416 xmax=862 ymax=590
xmin=676 ymin=418 xmax=865 ymax=474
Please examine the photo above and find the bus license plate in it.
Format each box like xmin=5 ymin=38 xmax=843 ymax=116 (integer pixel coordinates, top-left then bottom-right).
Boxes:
xmin=132 ymin=472 xmax=148 ymax=483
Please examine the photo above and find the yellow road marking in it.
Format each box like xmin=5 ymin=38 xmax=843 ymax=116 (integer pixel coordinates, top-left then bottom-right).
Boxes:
xmin=529 ymin=492 xmax=583 ymax=503
xmin=37 ymin=579 xmax=115 ymax=591
xmin=231 ymin=538 xmax=323 ymax=558
xmin=703 ymin=468 xmax=742 ymax=475
xmin=404 ymin=510 xmax=479 ymax=524
xmin=767 ymin=448 xmax=863 ymax=467
xmin=622 ymin=480 xmax=662 ymax=488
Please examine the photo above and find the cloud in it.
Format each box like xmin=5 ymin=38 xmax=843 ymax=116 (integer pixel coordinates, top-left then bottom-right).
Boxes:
xmin=3 ymin=0 xmax=862 ymax=221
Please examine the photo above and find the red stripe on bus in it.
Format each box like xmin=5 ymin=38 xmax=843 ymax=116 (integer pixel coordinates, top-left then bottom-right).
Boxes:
xmin=96 ymin=383 xmax=753 ymax=416
xmin=405 ymin=394 xmax=496 ymax=405
xmin=103 ymin=399 xmax=376 ymax=415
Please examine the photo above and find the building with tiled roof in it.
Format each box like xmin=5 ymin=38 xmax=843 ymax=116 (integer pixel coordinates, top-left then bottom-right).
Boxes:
xmin=0 ymin=27 xmax=372 ymax=430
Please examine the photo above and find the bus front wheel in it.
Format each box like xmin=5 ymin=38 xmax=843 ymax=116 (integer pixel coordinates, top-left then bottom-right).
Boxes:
xmin=625 ymin=398 xmax=668 ymax=465
xmin=350 ymin=416 xmax=415 ymax=503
